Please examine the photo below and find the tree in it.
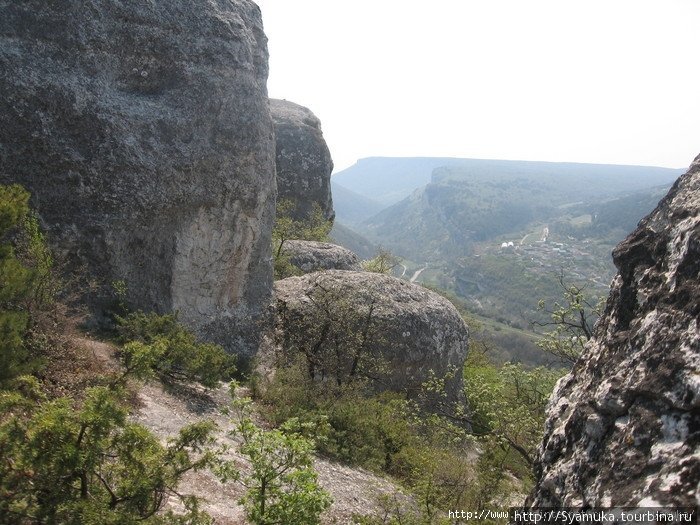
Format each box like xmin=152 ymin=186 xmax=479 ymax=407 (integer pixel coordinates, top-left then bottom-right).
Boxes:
xmin=533 ymin=271 xmax=604 ymax=364
xmin=361 ymin=248 xmax=400 ymax=275
xmin=229 ymin=396 xmax=332 ymax=525
xmin=0 ymin=378 xmax=221 ymax=524
xmin=272 ymin=200 xmax=332 ymax=280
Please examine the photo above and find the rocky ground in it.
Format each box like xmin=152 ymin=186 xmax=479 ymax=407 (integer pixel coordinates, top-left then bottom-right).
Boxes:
xmin=78 ymin=337 xmax=407 ymax=524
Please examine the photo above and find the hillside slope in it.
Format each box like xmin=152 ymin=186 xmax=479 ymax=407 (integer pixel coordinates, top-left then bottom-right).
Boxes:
xmin=81 ymin=338 xmax=408 ymax=524
xmin=331 ymin=182 xmax=386 ymax=226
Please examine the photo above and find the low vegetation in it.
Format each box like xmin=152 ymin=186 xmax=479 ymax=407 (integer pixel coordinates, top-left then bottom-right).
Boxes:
xmin=228 ymin=393 xmax=332 ymax=525
xmin=115 ymin=311 xmax=237 ymax=388
xmin=2 ymin=183 xmax=588 ymax=524
xmin=272 ymin=199 xmax=332 ymax=279
xmin=361 ymin=248 xmax=400 ymax=274
xmin=0 ymin=184 xmax=331 ymax=525
xmin=257 ymin=276 xmax=573 ymax=523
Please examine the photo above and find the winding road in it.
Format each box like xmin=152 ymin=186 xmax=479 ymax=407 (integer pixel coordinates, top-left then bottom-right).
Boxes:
xmin=410 ymin=266 xmax=427 ymax=283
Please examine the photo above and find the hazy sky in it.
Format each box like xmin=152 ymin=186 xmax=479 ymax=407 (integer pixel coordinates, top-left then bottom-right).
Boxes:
xmin=255 ymin=0 xmax=699 ymax=173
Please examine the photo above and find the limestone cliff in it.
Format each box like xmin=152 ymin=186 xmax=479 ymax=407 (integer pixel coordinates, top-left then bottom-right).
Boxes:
xmin=529 ymin=155 xmax=700 ymax=506
xmin=271 ymin=99 xmax=334 ymax=222
xmin=274 ymin=271 xmax=469 ymax=405
xmin=0 ymin=0 xmax=275 ymax=356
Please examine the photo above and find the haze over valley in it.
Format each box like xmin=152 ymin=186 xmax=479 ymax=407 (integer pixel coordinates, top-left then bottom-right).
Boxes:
xmin=331 ymin=157 xmax=684 ymax=363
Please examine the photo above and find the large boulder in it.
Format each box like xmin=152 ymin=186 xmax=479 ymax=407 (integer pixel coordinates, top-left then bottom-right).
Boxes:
xmin=529 ymin=155 xmax=700 ymax=506
xmin=271 ymin=99 xmax=334 ymax=222
xmin=284 ymin=240 xmax=361 ymax=273
xmin=274 ymin=270 xmax=469 ymax=404
xmin=0 ymin=0 xmax=275 ymax=356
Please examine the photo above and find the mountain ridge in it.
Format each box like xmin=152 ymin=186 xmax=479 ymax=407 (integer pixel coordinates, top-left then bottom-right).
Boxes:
xmin=333 ymin=156 xmax=684 ymax=208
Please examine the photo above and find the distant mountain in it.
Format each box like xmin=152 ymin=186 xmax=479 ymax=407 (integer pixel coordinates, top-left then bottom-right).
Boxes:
xmin=332 ymin=157 xmax=467 ymax=206
xmin=330 ymin=221 xmax=377 ymax=260
xmin=338 ymin=158 xmax=683 ymax=334
xmin=332 ymin=156 xmax=682 ymax=209
xmin=429 ymin=159 xmax=682 ymax=198
xmin=591 ymin=184 xmax=673 ymax=235
xmin=331 ymin=182 xmax=386 ymax=226
xmin=358 ymin=160 xmax=682 ymax=262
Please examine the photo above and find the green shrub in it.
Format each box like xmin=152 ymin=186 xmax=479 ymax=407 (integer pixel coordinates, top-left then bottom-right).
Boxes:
xmin=464 ymin=347 xmax=563 ymax=471
xmin=229 ymin=396 xmax=332 ymax=525
xmin=0 ymin=185 xmax=44 ymax=387
xmin=116 ymin=311 xmax=236 ymax=388
xmin=361 ymin=248 xmax=400 ymax=274
xmin=0 ymin=377 xmax=220 ymax=524
xmin=259 ymin=358 xmax=425 ymax=473
xmin=272 ymin=200 xmax=332 ymax=279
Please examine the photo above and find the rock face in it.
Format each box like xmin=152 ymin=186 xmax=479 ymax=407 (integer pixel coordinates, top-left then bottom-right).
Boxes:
xmin=529 ymin=156 xmax=700 ymax=506
xmin=284 ymin=240 xmax=361 ymax=273
xmin=274 ymin=271 xmax=469 ymax=404
xmin=271 ymin=99 xmax=334 ymax=222
xmin=0 ymin=0 xmax=275 ymax=356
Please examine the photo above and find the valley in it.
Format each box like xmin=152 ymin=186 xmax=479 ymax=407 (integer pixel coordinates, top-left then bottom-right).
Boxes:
xmin=332 ymin=157 xmax=683 ymax=365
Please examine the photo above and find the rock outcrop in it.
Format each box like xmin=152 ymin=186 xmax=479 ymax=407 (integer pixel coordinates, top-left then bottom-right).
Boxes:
xmin=0 ymin=0 xmax=275 ymax=356
xmin=271 ymin=99 xmax=334 ymax=222
xmin=529 ymin=155 xmax=700 ymax=506
xmin=274 ymin=271 xmax=469 ymax=404
xmin=284 ymin=240 xmax=360 ymax=273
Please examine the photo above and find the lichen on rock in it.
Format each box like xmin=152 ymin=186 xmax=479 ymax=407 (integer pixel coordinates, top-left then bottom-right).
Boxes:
xmin=528 ymin=155 xmax=700 ymax=506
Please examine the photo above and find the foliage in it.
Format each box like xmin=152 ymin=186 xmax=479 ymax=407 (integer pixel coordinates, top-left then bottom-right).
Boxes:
xmin=259 ymin=358 xmax=507 ymax=520
xmin=0 ymin=376 xmax=220 ymax=524
xmin=0 ymin=184 xmax=34 ymax=385
xmin=259 ymin=358 xmax=416 ymax=471
xmin=272 ymin=199 xmax=332 ymax=279
xmin=347 ymin=346 xmax=564 ymax=524
xmin=463 ymin=346 xmax=564 ymax=473
xmin=275 ymin=276 xmax=385 ymax=386
xmin=229 ymin=394 xmax=332 ymax=525
xmin=533 ymin=273 xmax=604 ymax=364
xmin=0 ymin=184 xmax=63 ymax=387
xmin=115 ymin=311 xmax=237 ymax=388
xmin=15 ymin=212 xmax=58 ymax=308
xmin=273 ymin=252 xmax=304 ymax=280
xmin=361 ymin=248 xmax=400 ymax=274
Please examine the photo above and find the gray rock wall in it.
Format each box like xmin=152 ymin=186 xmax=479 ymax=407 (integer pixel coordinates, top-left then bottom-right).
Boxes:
xmin=271 ymin=99 xmax=334 ymax=222
xmin=0 ymin=0 xmax=276 ymax=356
xmin=529 ymin=155 xmax=700 ymax=506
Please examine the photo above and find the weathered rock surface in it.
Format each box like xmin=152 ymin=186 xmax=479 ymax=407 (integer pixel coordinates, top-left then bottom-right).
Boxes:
xmin=0 ymin=0 xmax=275 ymax=356
xmin=284 ymin=240 xmax=360 ymax=273
xmin=529 ymin=155 xmax=700 ymax=506
xmin=271 ymin=99 xmax=334 ymax=222
xmin=274 ymin=271 xmax=469 ymax=404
